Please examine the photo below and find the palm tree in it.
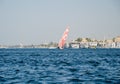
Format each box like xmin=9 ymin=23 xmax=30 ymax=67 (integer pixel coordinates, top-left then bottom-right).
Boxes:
xmin=86 ymin=38 xmax=92 ymax=42
xmin=112 ymin=38 xmax=115 ymax=42
xmin=75 ymin=38 xmax=82 ymax=42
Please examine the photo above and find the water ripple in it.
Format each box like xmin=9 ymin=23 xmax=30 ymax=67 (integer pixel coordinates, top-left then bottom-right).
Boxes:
xmin=0 ymin=48 xmax=120 ymax=83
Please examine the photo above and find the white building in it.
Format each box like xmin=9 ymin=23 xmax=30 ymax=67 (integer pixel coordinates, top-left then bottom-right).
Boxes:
xmin=70 ymin=43 xmax=80 ymax=49
xmin=116 ymin=42 xmax=120 ymax=48
xmin=89 ymin=42 xmax=98 ymax=48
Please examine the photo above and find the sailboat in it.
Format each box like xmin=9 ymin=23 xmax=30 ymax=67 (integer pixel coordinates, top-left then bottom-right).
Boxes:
xmin=58 ymin=26 xmax=70 ymax=49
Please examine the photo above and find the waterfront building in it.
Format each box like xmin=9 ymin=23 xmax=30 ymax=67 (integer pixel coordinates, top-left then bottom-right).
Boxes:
xmin=89 ymin=42 xmax=98 ymax=48
xmin=116 ymin=42 xmax=120 ymax=48
xmin=80 ymin=42 xmax=89 ymax=48
xmin=111 ymin=42 xmax=116 ymax=48
xmin=70 ymin=42 xmax=80 ymax=48
xmin=97 ymin=41 xmax=106 ymax=48
xmin=115 ymin=36 xmax=120 ymax=42
xmin=81 ymin=38 xmax=88 ymax=43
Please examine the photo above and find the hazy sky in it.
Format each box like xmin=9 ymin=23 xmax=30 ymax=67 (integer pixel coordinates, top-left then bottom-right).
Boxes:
xmin=0 ymin=0 xmax=120 ymax=45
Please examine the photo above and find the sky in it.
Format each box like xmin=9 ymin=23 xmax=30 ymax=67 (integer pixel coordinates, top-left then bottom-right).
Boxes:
xmin=0 ymin=0 xmax=120 ymax=45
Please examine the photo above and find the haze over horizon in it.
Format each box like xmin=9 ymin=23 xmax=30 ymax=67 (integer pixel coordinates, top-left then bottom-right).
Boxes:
xmin=0 ymin=0 xmax=120 ymax=45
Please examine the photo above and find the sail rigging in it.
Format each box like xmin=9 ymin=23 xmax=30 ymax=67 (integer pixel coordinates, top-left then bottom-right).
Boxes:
xmin=58 ymin=26 xmax=69 ymax=49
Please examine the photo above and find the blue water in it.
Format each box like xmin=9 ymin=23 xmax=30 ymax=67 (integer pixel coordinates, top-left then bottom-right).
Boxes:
xmin=0 ymin=48 xmax=120 ymax=84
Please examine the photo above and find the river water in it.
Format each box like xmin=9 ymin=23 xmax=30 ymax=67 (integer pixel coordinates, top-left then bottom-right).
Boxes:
xmin=0 ymin=48 xmax=120 ymax=84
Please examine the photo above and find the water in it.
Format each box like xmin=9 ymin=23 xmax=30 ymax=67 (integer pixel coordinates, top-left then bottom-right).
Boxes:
xmin=0 ymin=48 xmax=120 ymax=84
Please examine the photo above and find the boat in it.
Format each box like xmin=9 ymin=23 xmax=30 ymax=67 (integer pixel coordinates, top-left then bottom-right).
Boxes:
xmin=58 ymin=26 xmax=69 ymax=49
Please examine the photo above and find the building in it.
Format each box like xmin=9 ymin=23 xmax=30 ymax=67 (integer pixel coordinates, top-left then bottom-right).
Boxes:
xmin=115 ymin=36 xmax=120 ymax=42
xmin=89 ymin=42 xmax=98 ymax=48
xmin=69 ymin=42 xmax=80 ymax=48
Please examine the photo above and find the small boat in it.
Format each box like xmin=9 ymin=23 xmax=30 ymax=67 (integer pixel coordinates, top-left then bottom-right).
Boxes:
xmin=58 ymin=26 xmax=70 ymax=49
